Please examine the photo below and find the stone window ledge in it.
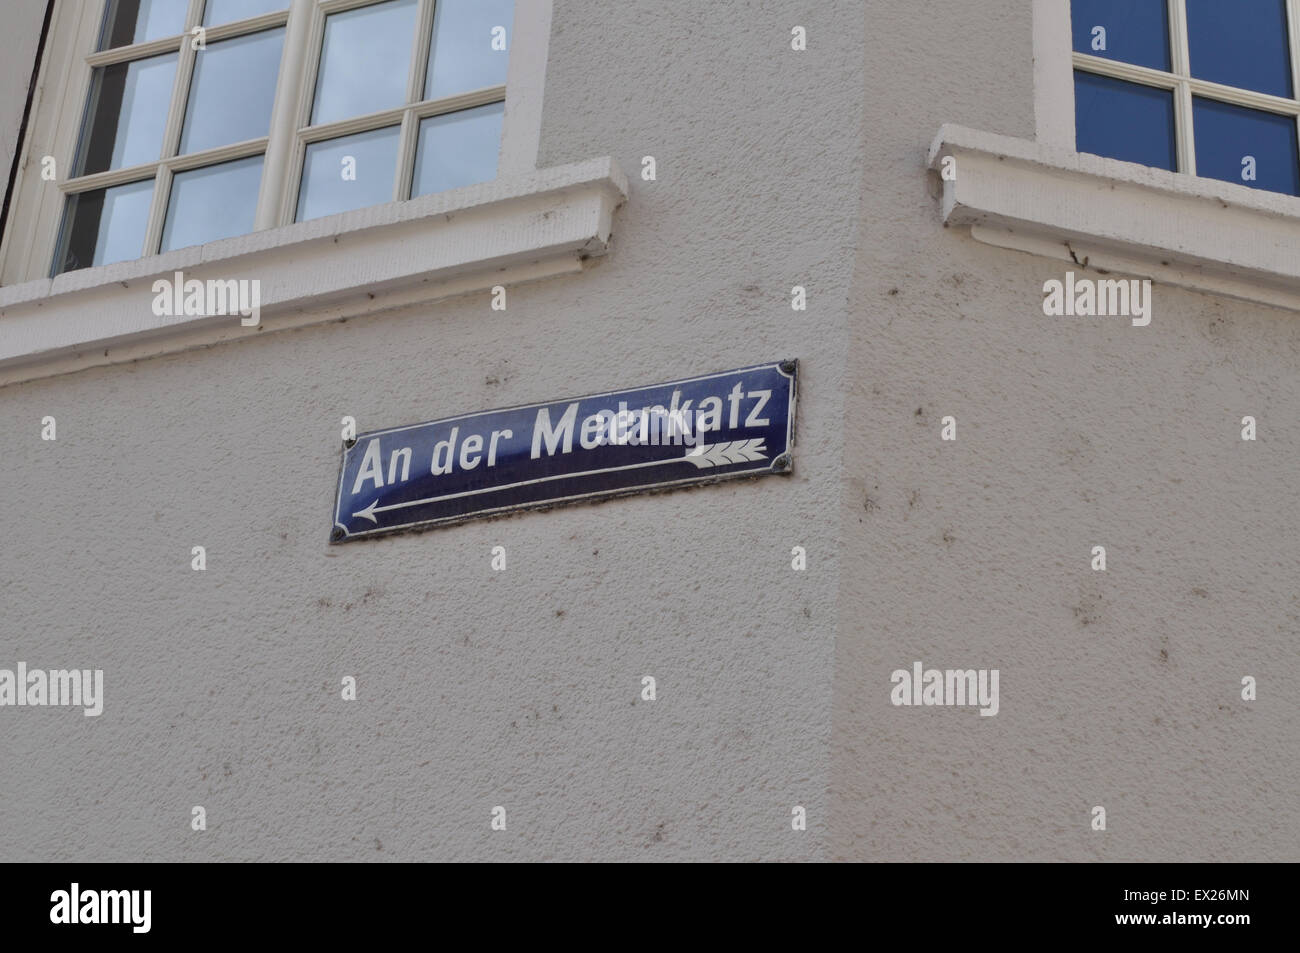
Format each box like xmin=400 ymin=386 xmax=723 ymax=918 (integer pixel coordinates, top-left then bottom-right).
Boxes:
xmin=0 ymin=156 xmax=628 ymax=386
xmin=929 ymin=124 xmax=1300 ymax=313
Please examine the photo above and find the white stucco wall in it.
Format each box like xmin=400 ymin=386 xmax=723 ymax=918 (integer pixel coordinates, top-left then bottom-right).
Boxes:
xmin=0 ymin=0 xmax=863 ymax=861
xmin=833 ymin=0 xmax=1299 ymax=861
xmin=0 ymin=1 xmax=46 ymax=202
xmin=1 ymin=0 xmax=1295 ymax=864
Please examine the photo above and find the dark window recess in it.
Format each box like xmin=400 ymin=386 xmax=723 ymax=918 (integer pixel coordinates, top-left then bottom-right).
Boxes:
xmin=75 ymin=53 xmax=176 ymax=176
xmin=311 ymin=0 xmax=417 ymax=126
xmin=1186 ymin=0 xmax=1293 ymax=99
xmin=179 ymin=28 xmax=285 ymax=154
xmin=1071 ymin=0 xmax=1172 ymax=72
xmin=204 ymin=0 xmax=288 ymax=27
xmin=425 ymin=0 xmax=515 ymax=99
xmin=296 ymin=126 xmax=400 ymax=222
xmin=1074 ymin=71 xmax=1178 ymax=171
xmin=54 ymin=178 xmax=153 ymax=275
xmin=99 ymin=0 xmax=186 ymax=50
xmin=1193 ymin=97 xmax=1300 ymax=195
xmin=412 ymin=102 xmax=504 ymax=197
xmin=162 ymin=155 xmax=264 ymax=252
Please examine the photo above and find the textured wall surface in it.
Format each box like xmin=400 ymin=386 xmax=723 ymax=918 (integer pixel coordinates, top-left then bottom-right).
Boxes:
xmin=0 ymin=1 xmax=46 ymax=214
xmin=0 ymin=0 xmax=864 ymax=861
xmin=2 ymin=0 xmax=1296 ymax=864
xmin=832 ymin=0 xmax=1299 ymax=861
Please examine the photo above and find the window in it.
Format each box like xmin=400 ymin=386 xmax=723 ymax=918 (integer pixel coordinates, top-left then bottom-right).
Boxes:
xmin=0 ymin=0 xmax=628 ymax=388
xmin=51 ymin=0 xmax=514 ymax=275
xmin=1072 ymin=0 xmax=1300 ymax=195
xmin=928 ymin=0 xmax=1300 ymax=319
xmin=292 ymin=0 xmax=510 ymax=223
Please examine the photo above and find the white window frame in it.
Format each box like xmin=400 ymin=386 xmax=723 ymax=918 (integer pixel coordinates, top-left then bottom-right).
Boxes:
xmin=0 ymin=0 xmax=629 ymax=385
xmin=5 ymin=0 xmax=539 ymax=281
xmin=927 ymin=0 xmax=1300 ymax=315
xmin=1035 ymin=0 xmax=1300 ymax=174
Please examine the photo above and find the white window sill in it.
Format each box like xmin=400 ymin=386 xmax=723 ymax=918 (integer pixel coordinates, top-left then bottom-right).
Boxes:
xmin=0 ymin=156 xmax=628 ymax=386
xmin=928 ymin=124 xmax=1300 ymax=313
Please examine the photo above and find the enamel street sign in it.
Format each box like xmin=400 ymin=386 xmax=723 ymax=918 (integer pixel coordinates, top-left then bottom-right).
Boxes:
xmin=331 ymin=360 xmax=798 ymax=541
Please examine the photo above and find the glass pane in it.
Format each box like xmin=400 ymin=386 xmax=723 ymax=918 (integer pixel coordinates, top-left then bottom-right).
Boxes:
xmin=1187 ymin=0 xmax=1292 ymax=98
xmin=56 ymin=179 xmax=154 ymax=274
xmin=99 ymin=0 xmax=187 ymax=50
xmin=312 ymin=0 xmax=417 ymax=125
xmin=425 ymin=0 xmax=514 ymax=100
xmin=1070 ymin=0 xmax=1170 ymax=72
xmin=1193 ymin=98 xmax=1300 ymax=196
xmin=296 ymin=126 xmax=400 ymax=222
xmin=162 ymin=155 xmax=265 ymax=252
xmin=77 ymin=53 xmax=177 ymax=176
xmin=204 ymin=0 xmax=287 ymax=26
xmin=180 ymin=28 xmax=285 ymax=154
xmin=412 ymin=102 xmax=503 ymax=197
xmin=1075 ymin=72 xmax=1176 ymax=171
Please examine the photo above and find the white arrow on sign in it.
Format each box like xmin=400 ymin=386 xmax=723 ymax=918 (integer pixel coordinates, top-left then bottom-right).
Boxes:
xmin=683 ymin=439 xmax=768 ymax=468
xmin=351 ymin=440 xmax=771 ymax=523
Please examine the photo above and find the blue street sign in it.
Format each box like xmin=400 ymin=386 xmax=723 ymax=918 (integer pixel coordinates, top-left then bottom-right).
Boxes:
xmin=331 ymin=360 xmax=798 ymax=541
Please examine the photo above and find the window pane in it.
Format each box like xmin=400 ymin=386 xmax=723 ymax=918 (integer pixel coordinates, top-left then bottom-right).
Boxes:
xmin=99 ymin=0 xmax=187 ymax=50
xmin=1070 ymin=0 xmax=1170 ymax=71
xmin=1193 ymin=98 xmax=1300 ymax=195
xmin=204 ymin=0 xmax=287 ymax=26
xmin=180 ymin=28 xmax=285 ymax=154
xmin=1075 ymin=72 xmax=1177 ymax=171
xmin=1187 ymin=0 xmax=1292 ymax=98
xmin=312 ymin=0 xmax=417 ymax=126
xmin=412 ymin=102 xmax=503 ymax=197
xmin=56 ymin=179 xmax=154 ymax=274
xmin=425 ymin=0 xmax=514 ymax=100
xmin=77 ymin=53 xmax=177 ymax=176
xmin=296 ymin=126 xmax=400 ymax=222
xmin=162 ymin=155 xmax=265 ymax=252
